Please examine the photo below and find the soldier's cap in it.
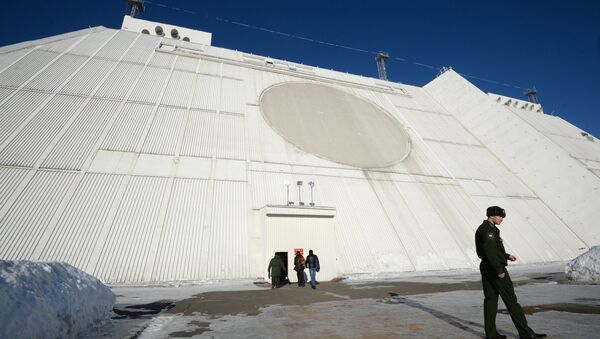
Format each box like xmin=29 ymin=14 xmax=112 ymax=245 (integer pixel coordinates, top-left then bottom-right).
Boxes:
xmin=486 ymin=206 xmax=506 ymax=218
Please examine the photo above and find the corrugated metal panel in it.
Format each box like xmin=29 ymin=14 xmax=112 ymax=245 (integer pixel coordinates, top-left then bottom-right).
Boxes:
xmin=248 ymin=169 xmax=291 ymax=209
xmin=25 ymin=53 xmax=88 ymax=91
xmin=320 ymin=176 xmax=392 ymax=273
xmin=41 ymin=99 xmax=120 ymax=170
xmin=392 ymin=181 xmax=471 ymax=269
xmin=331 ymin=176 xmax=416 ymax=273
xmin=426 ymin=70 xmax=600 ymax=245
xmin=69 ymin=29 xmax=116 ymax=57
xmin=129 ymin=66 xmax=170 ymax=104
xmin=414 ymin=183 xmax=480 ymax=262
xmin=247 ymin=105 xmax=289 ymax=164
xmin=148 ymin=52 xmax=176 ymax=68
xmin=220 ymin=78 xmax=245 ymax=114
xmin=387 ymin=86 xmax=445 ymax=113
xmin=0 ymin=50 xmax=59 ymax=88
xmin=0 ymin=94 xmax=86 ymax=167
xmin=174 ymin=56 xmax=198 ymax=72
xmin=121 ymin=34 xmax=160 ymax=64
xmin=95 ymin=62 xmax=143 ymax=100
xmin=512 ymin=109 xmax=580 ymax=138
xmin=0 ymin=87 xmax=14 ymax=102
xmin=0 ymin=167 xmax=30 ymax=210
xmin=197 ymin=59 xmax=221 ymax=76
xmin=94 ymin=30 xmax=138 ymax=60
xmin=38 ymin=173 xmax=125 ymax=270
xmin=0 ymin=90 xmax=51 ymax=145
xmin=222 ymin=63 xmax=246 ymax=80
xmin=426 ymin=141 xmax=534 ymax=196
xmin=141 ymin=106 xmax=187 ymax=155
xmin=215 ymin=113 xmax=246 ymax=160
xmin=400 ymin=108 xmax=479 ymax=145
xmin=0 ymin=48 xmax=34 ymax=72
xmin=547 ymin=134 xmax=600 ymax=162
xmin=190 ymin=74 xmax=220 ymax=111
xmin=204 ymin=180 xmax=248 ymax=279
xmin=180 ymin=109 xmax=217 ymax=158
xmin=514 ymin=198 xmax=585 ymax=260
xmin=368 ymin=178 xmax=449 ymax=271
xmin=101 ymin=102 xmax=154 ymax=152
xmin=161 ymin=70 xmax=196 ymax=108
xmin=60 ymin=58 xmax=116 ymax=96
xmin=151 ymin=178 xmax=210 ymax=281
xmin=38 ymin=36 xmax=83 ymax=53
xmin=94 ymin=176 xmax=169 ymax=282
xmin=0 ymin=170 xmax=77 ymax=259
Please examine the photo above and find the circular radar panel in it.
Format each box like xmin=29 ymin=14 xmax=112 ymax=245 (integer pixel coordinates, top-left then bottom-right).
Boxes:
xmin=260 ymin=82 xmax=410 ymax=168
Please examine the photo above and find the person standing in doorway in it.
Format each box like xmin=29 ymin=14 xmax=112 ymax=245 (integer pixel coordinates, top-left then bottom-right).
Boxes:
xmin=305 ymin=249 xmax=320 ymax=289
xmin=475 ymin=206 xmax=546 ymax=339
xmin=294 ymin=251 xmax=306 ymax=287
xmin=267 ymin=253 xmax=285 ymax=289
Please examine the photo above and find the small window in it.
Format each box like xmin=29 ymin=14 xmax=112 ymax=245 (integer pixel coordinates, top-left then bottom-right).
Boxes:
xmin=182 ymin=37 xmax=190 ymax=42
xmin=155 ymin=25 xmax=165 ymax=36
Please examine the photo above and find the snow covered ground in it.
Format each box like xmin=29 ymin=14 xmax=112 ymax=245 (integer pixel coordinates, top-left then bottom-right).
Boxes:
xmin=0 ymin=261 xmax=115 ymax=339
xmin=83 ymin=262 xmax=600 ymax=338
xmin=566 ymin=246 xmax=600 ymax=282
xmin=3 ymin=259 xmax=600 ymax=338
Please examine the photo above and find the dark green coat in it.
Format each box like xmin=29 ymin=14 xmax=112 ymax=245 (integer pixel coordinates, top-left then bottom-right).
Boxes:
xmin=268 ymin=256 xmax=285 ymax=277
xmin=475 ymin=220 xmax=509 ymax=276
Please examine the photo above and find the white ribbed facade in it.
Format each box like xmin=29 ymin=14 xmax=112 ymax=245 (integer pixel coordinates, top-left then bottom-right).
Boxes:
xmin=0 ymin=18 xmax=598 ymax=284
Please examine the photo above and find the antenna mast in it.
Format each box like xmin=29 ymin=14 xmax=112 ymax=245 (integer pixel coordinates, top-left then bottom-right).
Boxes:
xmin=128 ymin=0 xmax=145 ymax=18
xmin=376 ymin=51 xmax=390 ymax=81
xmin=524 ymin=86 xmax=539 ymax=104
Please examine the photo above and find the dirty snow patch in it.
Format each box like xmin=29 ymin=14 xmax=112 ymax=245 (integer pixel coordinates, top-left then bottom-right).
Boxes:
xmin=0 ymin=260 xmax=115 ymax=339
xmin=565 ymin=246 xmax=600 ymax=282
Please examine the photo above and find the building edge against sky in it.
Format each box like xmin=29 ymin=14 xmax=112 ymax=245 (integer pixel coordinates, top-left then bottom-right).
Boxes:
xmin=0 ymin=16 xmax=598 ymax=284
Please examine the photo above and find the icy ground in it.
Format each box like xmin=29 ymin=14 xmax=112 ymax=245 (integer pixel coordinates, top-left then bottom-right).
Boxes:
xmin=566 ymin=245 xmax=600 ymax=282
xmin=83 ymin=262 xmax=600 ymax=339
xmin=0 ymin=261 xmax=115 ymax=339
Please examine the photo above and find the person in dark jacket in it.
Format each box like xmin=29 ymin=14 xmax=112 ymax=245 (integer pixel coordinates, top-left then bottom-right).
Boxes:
xmin=293 ymin=251 xmax=306 ymax=287
xmin=305 ymin=249 xmax=319 ymax=289
xmin=476 ymin=206 xmax=546 ymax=339
xmin=267 ymin=253 xmax=285 ymax=289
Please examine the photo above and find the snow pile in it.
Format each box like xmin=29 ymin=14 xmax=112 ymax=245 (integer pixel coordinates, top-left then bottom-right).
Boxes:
xmin=0 ymin=261 xmax=115 ymax=339
xmin=565 ymin=246 xmax=600 ymax=282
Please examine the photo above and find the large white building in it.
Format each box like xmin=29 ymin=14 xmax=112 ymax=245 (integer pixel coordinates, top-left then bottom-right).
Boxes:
xmin=0 ymin=16 xmax=598 ymax=284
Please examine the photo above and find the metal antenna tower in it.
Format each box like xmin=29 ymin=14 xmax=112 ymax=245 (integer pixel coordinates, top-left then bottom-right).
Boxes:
xmin=524 ymin=86 xmax=539 ymax=104
xmin=376 ymin=51 xmax=390 ymax=81
xmin=128 ymin=0 xmax=145 ymax=18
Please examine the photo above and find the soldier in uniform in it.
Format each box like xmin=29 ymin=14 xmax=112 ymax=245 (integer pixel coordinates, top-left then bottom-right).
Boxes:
xmin=476 ymin=206 xmax=546 ymax=339
xmin=267 ymin=253 xmax=285 ymax=289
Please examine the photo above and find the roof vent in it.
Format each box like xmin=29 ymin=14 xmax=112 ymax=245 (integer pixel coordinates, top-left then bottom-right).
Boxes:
xmin=141 ymin=29 xmax=150 ymax=34
xmin=171 ymin=28 xmax=180 ymax=39
xmin=155 ymin=25 xmax=165 ymax=36
xmin=182 ymin=37 xmax=190 ymax=42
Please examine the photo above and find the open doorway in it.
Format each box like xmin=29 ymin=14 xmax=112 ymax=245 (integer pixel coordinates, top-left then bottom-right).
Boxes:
xmin=275 ymin=252 xmax=289 ymax=286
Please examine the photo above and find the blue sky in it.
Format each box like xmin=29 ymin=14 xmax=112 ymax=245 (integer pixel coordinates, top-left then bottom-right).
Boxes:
xmin=1 ymin=1 xmax=599 ymax=137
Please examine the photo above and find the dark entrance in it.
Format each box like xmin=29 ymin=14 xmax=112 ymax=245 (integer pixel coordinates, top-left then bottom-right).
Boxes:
xmin=275 ymin=252 xmax=289 ymax=286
